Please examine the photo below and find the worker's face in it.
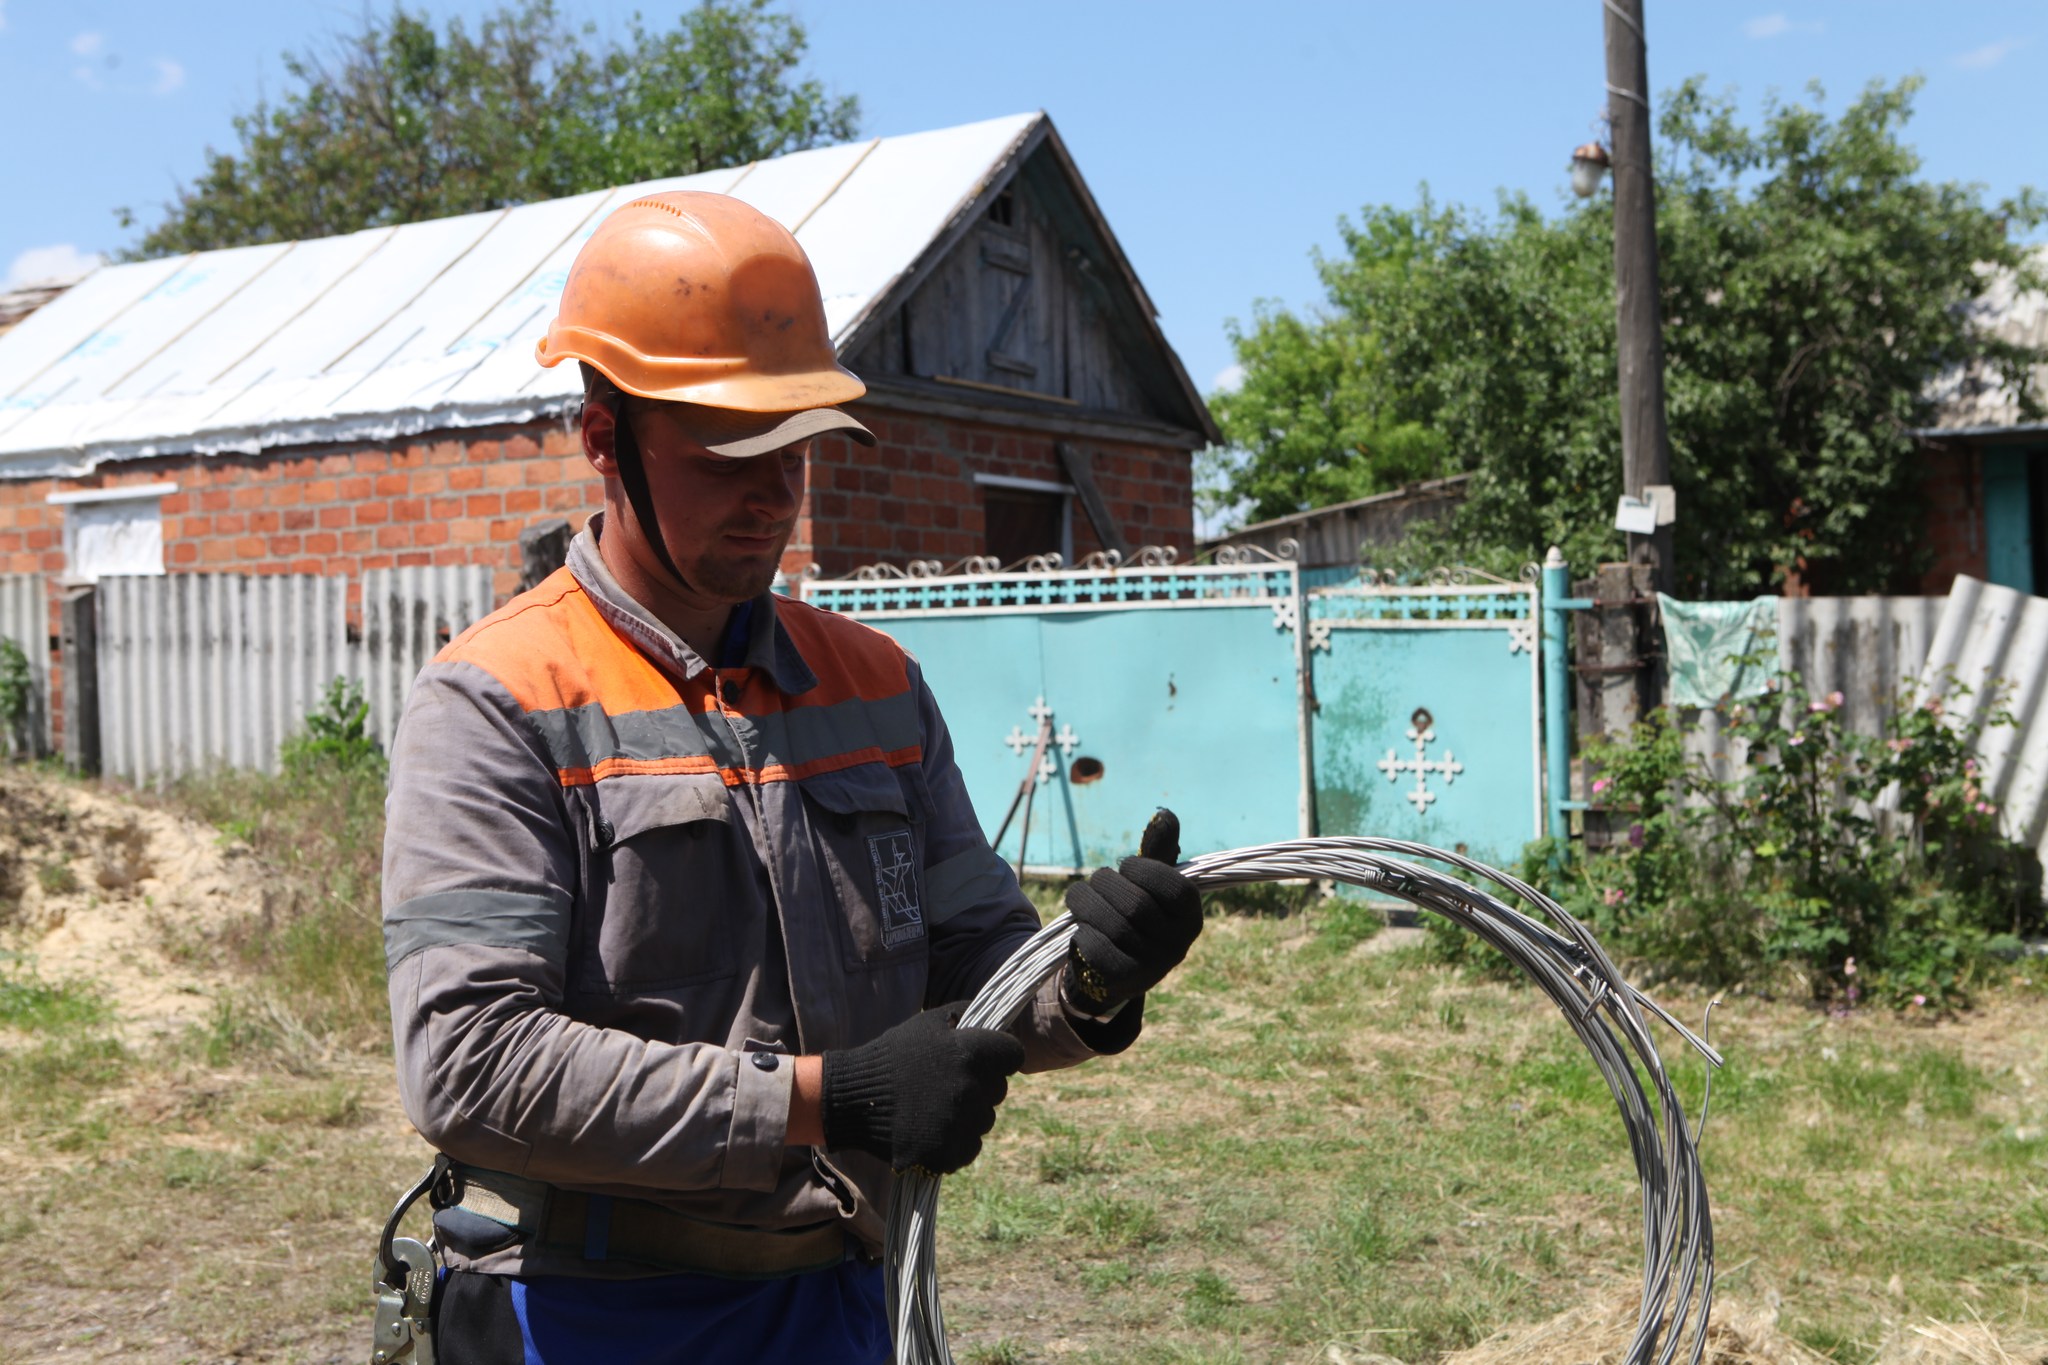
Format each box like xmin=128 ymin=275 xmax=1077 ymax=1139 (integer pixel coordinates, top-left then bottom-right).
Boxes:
xmin=588 ymin=399 xmax=806 ymax=604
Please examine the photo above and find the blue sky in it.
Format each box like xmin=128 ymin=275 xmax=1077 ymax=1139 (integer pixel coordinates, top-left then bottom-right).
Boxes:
xmin=0 ymin=1 xmax=2041 ymax=397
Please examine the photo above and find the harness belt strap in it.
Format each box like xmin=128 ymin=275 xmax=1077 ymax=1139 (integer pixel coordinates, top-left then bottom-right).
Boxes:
xmin=447 ymin=1165 xmax=849 ymax=1280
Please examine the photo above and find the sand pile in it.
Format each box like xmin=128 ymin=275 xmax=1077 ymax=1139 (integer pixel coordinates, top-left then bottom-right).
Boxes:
xmin=0 ymin=767 xmax=263 ymax=1043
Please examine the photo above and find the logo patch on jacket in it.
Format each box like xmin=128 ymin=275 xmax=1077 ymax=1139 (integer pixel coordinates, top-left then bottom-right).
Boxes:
xmin=867 ymin=830 xmax=925 ymax=948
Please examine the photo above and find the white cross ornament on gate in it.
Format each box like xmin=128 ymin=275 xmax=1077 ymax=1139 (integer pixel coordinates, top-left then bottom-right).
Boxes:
xmin=1377 ymin=707 xmax=1464 ymax=814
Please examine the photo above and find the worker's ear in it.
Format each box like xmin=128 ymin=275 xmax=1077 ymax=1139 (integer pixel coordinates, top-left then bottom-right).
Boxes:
xmin=580 ymin=399 xmax=619 ymax=477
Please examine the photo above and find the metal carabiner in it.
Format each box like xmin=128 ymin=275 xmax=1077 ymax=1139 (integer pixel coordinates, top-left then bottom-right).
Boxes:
xmin=370 ymin=1160 xmax=447 ymax=1364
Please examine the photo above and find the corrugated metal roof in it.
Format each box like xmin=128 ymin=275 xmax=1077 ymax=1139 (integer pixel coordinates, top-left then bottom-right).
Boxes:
xmin=1924 ymin=245 xmax=2048 ymax=434
xmin=0 ymin=114 xmax=1041 ymax=478
xmin=1917 ymin=574 xmax=2048 ymax=871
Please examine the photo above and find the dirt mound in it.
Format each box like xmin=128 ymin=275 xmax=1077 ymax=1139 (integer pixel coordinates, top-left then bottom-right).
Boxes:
xmin=0 ymin=767 xmax=263 ymax=1043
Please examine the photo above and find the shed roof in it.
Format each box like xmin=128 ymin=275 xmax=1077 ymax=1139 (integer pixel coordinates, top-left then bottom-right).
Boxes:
xmin=0 ymin=112 xmax=1205 ymax=478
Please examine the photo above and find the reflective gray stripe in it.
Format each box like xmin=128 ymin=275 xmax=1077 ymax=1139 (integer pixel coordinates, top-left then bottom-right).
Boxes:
xmin=384 ymin=889 xmax=571 ymax=970
xmin=526 ymin=688 xmax=922 ymax=777
xmin=525 ymin=703 xmax=717 ymax=774
xmin=730 ymin=688 xmax=922 ymax=771
xmin=924 ymin=845 xmax=1017 ymax=928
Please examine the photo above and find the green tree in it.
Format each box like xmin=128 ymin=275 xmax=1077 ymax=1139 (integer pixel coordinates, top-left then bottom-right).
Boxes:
xmin=1209 ymin=78 xmax=2045 ymax=595
xmin=120 ymin=0 xmax=858 ymax=256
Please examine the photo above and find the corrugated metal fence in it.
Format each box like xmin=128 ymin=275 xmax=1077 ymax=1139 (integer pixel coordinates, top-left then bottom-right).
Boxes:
xmin=0 ymin=572 xmax=50 ymax=756
xmin=84 ymin=567 xmax=496 ymax=783
xmin=1681 ymin=596 xmax=1947 ymax=785
xmin=359 ymin=565 xmax=495 ymax=754
xmin=1918 ymin=575 xmax=2048 ymax=871
xmin=98 ymin=574 xmax=350 ymax=782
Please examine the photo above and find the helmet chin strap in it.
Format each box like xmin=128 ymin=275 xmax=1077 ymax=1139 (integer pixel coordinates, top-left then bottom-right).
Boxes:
xmin=607 ymin=395 xmax=689 ymax=589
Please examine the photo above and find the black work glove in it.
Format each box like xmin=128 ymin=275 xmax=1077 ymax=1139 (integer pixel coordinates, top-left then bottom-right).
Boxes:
xmin=1063 ymin=808 xmax=1203 ymax=1013
xmin=820 ymin=1004 xmax=1026 ymax=1174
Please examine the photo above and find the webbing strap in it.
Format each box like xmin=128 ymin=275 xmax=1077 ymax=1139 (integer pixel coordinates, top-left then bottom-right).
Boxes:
xmin=583 ymin=1193 xmax=613 ymax=1261
xmin=611 ymin=397 xmax=686 ymax=586
xmin=448 ymin=1165 xmax=849 ymax=1280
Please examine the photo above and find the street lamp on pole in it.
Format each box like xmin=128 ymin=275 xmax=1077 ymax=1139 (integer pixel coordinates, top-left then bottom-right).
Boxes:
xmin=1569 ymin=141 xmax=1610 ymax=199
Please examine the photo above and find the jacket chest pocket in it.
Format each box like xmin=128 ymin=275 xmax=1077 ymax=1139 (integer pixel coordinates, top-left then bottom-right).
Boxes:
xmin=571 ymin=774 xmax=741 ymax=994
xmin=800 ymin=765 xmax=932 ymax=973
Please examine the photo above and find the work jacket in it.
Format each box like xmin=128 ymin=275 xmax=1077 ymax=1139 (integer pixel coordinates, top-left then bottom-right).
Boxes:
xmin=382 ymin=521 xmax=1133 ymax=1276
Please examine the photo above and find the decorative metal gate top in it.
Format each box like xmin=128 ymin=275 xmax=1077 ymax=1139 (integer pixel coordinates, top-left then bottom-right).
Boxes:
xmin=799 ymin=544 xmax=1298 ymax=618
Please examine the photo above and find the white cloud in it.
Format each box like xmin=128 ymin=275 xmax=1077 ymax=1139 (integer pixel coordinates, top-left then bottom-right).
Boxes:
xmin=150 ymin=57 xmax=185 ymax=94
xmin=4 ymin=244 xmax=105 ymax=291
xmin=70 ymin=30 xmax=102 ymax=57
xmin=1211 ymin=362 xmax=1246 ymax=395
xmin=1953 ymin=37 xmax=2024 ymax=69
xmin=1743 ymin=13 xmax=1822 ymax=39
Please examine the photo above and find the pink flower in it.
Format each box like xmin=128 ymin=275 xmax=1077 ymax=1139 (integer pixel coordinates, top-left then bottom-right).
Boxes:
xmin=1844 ymin=957 xmax=1857 ymax=977
xmin=1809 ymin=699 xmax=1829 ymax=713
xmin=1602 ymin=887 xmax=1627 ymax=907
xmin=1964 ymin=759 xmax=1977 ymax=775
xmin=1914 ymin=994 xmax=1928 ymax=1007
xmin=1977 ymin=801 xmax=1996 ymax=815
xmin=1592 ymin=778 xmax=1610 ymax=795
xmin=1887 ymin=738 xmax=1913 ymax=753
xmin=1924 ymin=697 xmax=1945 ymax=716
xmin=1788 ymin=734 xmax=1805 ymax=746
xmin=1828 ymin=690 xmax=1845 ymax=709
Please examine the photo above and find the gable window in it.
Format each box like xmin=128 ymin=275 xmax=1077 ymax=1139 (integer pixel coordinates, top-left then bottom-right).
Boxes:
xmin=977 ymin=473 xmax=1072 ymax=566
xmin=46 ymin=482 xmax=176 ymax=582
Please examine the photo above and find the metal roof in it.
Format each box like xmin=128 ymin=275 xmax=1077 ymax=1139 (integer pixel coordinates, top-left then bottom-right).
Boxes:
xmin=0 ymin=114 xmax=1046 ymax=478
xmin=1923 ymin=245 xmax=2048 ymax=436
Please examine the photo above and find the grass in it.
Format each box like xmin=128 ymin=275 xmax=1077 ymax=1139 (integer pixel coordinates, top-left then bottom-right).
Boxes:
xmin=0 ymin=766 xmax=2044 ymax=1362
xmin=153 ymin=755 xmax=390 ymax=1048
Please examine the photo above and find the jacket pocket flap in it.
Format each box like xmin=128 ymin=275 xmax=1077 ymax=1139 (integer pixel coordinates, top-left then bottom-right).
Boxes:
xmin=597 ymin=772 xmax=731 ymax=844
xmin=798 ymin=763 xmax=915 ymax=819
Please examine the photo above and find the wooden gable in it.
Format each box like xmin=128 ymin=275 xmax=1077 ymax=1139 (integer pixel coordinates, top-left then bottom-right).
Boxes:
xmin=842 ymin=119 xmax=1218 ymax=447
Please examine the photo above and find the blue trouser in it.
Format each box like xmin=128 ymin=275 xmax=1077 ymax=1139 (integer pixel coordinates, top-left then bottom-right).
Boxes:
xmin=436 ymin=1262 xmax=891 ymax=1365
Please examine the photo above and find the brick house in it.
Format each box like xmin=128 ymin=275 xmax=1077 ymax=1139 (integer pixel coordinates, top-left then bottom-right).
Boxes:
xmin=0 ymin=112 xmax=1216 ymax=609
xmin=1916 ymin=247 xmax=2047 ymax=595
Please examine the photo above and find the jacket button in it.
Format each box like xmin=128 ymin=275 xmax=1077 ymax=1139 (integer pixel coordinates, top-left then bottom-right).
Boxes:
xmin=750 ymin=1051 xmax=780 ymax=1072
xmin=594 ymin=818 xmax=615 ymax=848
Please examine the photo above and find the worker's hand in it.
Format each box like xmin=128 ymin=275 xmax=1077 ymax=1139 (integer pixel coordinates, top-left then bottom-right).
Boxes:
xmin=820 ymin=1005 xmax=1025 ymax=1174
xmin=1063 ymin=808 xmax=1203 ymax=1013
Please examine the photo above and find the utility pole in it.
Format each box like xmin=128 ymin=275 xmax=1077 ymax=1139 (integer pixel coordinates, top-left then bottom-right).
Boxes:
xmin=1603 ymin=0 xmax=1674 ymax=595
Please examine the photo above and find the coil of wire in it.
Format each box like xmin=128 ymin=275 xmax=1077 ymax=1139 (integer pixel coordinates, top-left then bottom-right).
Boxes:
xmin=883 ymin=836 xmax=1722 ymax=1365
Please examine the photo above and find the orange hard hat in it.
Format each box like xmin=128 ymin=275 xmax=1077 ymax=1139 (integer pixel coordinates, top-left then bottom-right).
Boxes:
xmin=536 ymin=192 xmax=865 ymax=414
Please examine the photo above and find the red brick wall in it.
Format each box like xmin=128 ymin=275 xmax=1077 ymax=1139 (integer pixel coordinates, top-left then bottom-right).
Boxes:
xmin=791 ymin=404 xmax=1194 ymax=577
xmin=0 ymin=421 xmax=600 ymax=601
xmin=1920 ymin=446 xmax=1986 ymax=594
xmin=3 ymin=407 xmax=1195 ymax=591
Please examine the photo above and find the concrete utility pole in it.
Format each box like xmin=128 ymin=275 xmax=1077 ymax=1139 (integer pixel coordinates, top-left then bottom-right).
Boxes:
xmin=1603 ymin=0 xmax=1674 ymax=595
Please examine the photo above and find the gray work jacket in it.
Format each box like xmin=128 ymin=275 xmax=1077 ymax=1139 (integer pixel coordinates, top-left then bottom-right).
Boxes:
xmin=382 ymin=525 xmax=1131 ymax=1276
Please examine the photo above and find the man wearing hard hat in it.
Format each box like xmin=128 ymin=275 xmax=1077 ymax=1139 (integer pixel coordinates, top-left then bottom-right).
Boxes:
xmin=378 ymin=192 xmax=1202 ymax=1362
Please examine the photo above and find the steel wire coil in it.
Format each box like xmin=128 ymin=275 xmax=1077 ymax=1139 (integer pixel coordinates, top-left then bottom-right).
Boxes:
xmin=885 ymin=836 xmax=1722 ymax=1365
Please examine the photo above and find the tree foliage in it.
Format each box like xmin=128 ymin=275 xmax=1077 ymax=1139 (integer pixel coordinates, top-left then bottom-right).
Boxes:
xmin=1209 ymin=79 xmax=2045 ymax=595
xmin=121 ymin=0 xmax=858 ymax=256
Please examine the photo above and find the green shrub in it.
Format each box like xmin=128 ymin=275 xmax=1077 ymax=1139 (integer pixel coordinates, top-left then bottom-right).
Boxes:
xmin=0 ymin=637 xmax=32 ymax=759
xmin=279 ymin=677 xmax=383 ymax=778
xmin=1564 ymin=671 xmax=2041 ymax=1009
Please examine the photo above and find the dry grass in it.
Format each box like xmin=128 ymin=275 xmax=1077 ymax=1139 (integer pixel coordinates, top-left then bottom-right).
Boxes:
xmin=0 ymin=769 xmax=2045 ymax=1363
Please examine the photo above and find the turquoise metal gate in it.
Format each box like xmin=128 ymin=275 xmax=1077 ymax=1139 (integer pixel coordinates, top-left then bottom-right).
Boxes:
xmin=1307 ymin=571 xmax=1545 ymax=869
xmin=800 ymin=555 xmax=1546 ymax=874
xmin=800 ymin=550 xmax=1310 ymax=872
